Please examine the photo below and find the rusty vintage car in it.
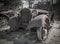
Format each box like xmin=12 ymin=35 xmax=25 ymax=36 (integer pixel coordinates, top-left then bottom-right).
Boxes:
xmin=18 ymin=8 xmax=53 ymax=41
xmin=0 ymin=8 xmax=54 ymax=41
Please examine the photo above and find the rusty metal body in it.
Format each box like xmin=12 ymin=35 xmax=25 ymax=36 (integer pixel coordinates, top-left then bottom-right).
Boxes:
xmin=18 ymin=8 xmax=51 ymax=30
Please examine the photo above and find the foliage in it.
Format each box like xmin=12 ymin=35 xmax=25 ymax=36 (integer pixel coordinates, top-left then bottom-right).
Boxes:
xmin=0 ymin=0 xmax=22 ymax=10
xmin=33 ymin=2 xmax=51 ymax=10
xmin=26 ymin=0 xmax=35 ymax=8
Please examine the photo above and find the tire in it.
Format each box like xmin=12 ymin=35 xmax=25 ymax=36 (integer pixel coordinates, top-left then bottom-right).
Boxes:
xmin=37 ymin=27 xmax=48 ymax=41
xmin=37 ymin=27 xmax=42 ymax=41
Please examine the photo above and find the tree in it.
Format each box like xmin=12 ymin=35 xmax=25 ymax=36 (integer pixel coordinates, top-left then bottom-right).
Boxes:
xmin=26 ymin=0 xmax=35 ymax=8
xmin=0 ymin=0 xmax=22 ymax=10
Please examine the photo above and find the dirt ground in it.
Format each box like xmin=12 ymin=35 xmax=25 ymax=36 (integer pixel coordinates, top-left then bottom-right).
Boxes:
xmin=0 ymin=20 xmax=60 ymax=44
xmin=43 ymin=21 xmax=60 ymax=44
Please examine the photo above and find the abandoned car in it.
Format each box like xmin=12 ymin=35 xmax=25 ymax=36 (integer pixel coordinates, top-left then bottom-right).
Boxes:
xmin=0 ymin=8 xmax=54 ymax=41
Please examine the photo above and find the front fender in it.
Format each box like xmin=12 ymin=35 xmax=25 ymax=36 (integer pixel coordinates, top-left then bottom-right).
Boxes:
xmin=26 ymin=14 xmax=49 ymax=30
xmin=27 ymin=18 xmax=42 ymax=30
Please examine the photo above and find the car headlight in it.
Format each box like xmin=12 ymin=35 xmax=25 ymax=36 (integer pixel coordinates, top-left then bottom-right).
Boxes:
xmin=32 ymin=10 xmax=38 ymax=16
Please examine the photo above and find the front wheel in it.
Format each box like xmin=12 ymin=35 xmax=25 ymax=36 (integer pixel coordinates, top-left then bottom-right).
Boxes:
xmin=37 ymin=27 xmax=48 ymax=41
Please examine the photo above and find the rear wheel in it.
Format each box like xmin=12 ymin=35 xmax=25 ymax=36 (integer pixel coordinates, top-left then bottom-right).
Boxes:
xmin=0 ymin=16 xmax=10 ymax=31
